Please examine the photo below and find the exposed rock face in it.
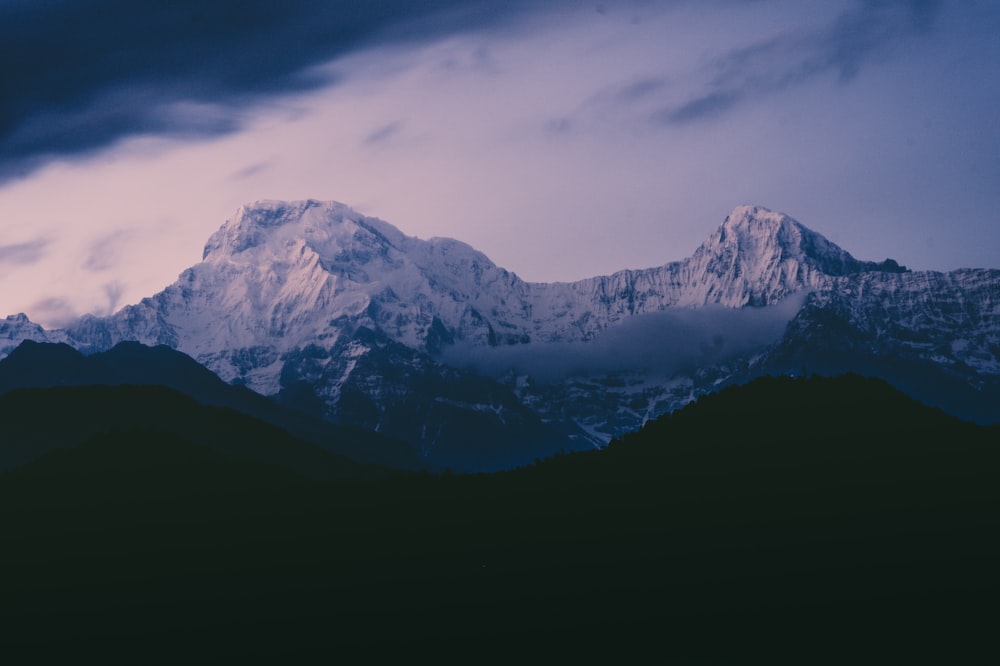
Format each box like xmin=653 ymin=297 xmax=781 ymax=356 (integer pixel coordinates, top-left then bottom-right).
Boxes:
xmin=746 ymin=268 xmax=1000 ymax=423
xmin=1 ymin=313 xmax=69 ymax=357
xmin=4 ymin=200 xmax=997 ymax=467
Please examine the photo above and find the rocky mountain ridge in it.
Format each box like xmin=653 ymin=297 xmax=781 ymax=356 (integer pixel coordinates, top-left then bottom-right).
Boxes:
xmin=4 ymin=200 xmax=997 ymax=467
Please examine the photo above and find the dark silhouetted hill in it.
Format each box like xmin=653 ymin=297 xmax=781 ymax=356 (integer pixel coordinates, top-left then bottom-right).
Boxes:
xmin=0 ymin=340 xmax=419 ymax=469
xmin=0 ymin=384 xmax=389 ymax=479
xmin=1 ymin=373 xmax=996 ymax=663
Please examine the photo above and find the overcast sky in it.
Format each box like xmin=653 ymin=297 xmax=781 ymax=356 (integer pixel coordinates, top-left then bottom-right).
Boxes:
xmin=1 ymin=0 xmax=998 ymax=328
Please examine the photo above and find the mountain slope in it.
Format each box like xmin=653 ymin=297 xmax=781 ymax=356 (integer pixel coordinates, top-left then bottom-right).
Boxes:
xmin=3 ymin=200 xmax=998 ymax=465
xmin=0 ymin=384 xmax=386 ymax=479
xmin=0 ymin=340 xmax=419 ymax=469
xmin=58 ymin=202 xmax=901 ymax=384
xmin=2 ymin=374 xmax=997 ymax=662
xmin=1 ymin=312 xmax=69 ymax=357
xmin=742 ymin=268 xmax=1000 ymax=424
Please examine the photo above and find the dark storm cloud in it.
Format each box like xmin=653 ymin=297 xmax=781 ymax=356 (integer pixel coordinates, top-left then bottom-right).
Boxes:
xmin=0 ymin=0 xmax=560 ymax=183
xmin=656 ymin=0 xmax=944 ymax=125
xmin=0 ymin=238 xmax=49 ymax=267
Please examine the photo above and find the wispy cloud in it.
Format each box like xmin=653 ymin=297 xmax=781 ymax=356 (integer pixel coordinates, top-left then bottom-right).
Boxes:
xmin=0 ymin=238 xmax=49 ymax=267
xmin=655 ymin=0 xmax=945 ymax=125
xmin=82 ymin=231 xmax=133 ymax=272
xmin=26 ymin=297 xmax=77 ymax=329
xmin=615 ymin=76 xmax=667 ymax=103
xmin=231 ymin=160 xmax=273 ymax=180
xmin=363 ymin=121 xmax=404 ymax=146
xmin=656 ymin=91 xmax=741 ymax=125
xmin=102 ymin=281 xmax=126 ymax=316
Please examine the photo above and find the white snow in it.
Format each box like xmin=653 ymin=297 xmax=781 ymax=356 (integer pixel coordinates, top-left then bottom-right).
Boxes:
xmin=3 ymin=201 xmax=997 ymax=440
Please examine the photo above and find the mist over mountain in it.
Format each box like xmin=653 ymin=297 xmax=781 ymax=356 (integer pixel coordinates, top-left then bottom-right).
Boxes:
xmin=442 ymin=294 xmax=807 ymax=383
xmin=4 ymin=200 xmax=998 ymax=467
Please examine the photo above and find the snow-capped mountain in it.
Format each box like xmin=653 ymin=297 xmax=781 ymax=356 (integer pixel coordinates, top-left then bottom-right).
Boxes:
xmin=4 ymin=200 xmax=998 ymax=468
xmin=746 ymin=267 xmax=1000 ymax=423
xmin=58 ymin=202 xmax=905 ymax=385
xmin=1 ymin=313 xmax=69 ymax=358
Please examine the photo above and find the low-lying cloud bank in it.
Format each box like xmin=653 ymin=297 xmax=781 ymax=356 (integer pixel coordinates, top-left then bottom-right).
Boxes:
xmin=441 ymin=294 xmax=806 ymax=384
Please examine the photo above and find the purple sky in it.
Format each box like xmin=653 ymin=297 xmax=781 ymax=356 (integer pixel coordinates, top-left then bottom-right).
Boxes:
xmin=2 ymin=0 xmax=999 ymax=328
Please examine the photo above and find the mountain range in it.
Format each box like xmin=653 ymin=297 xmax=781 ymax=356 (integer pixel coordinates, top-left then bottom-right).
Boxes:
xmin=4 ymin=200 xmax=998 ymax=469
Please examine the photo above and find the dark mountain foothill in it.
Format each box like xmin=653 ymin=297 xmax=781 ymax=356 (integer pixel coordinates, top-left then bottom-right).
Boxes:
xmin=0 ymin=340 xmax=418 ymax=471
xmin=0 ymin=384 xmax=389 ymax=480
xmin=0 ymin=373 xmax=996 ymax=662
xmin=0 ymin=201 xmax=996 ymax=659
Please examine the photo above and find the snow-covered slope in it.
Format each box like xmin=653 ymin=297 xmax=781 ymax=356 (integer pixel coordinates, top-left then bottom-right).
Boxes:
xmin=1 ymin=313 xmax=69 ymax=358
xmin=61 ymin=200 xmax=904 ymax=388
xmin=743 ymin=267 xmax=1000 ymax=423
xmin=4 ymin=200 xmax=997 ymax=465
xmin=67 ymin=200 xmax=531 ymax=394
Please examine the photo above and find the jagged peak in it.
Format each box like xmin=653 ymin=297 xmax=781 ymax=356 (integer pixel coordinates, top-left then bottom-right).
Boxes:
xmin=703 ymin=205 xmax=906 ymax=277
xmin=723 ymin=204 xmax=789 ymax=227
xmin=714 ymin=205 xmax=817 ymax=254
